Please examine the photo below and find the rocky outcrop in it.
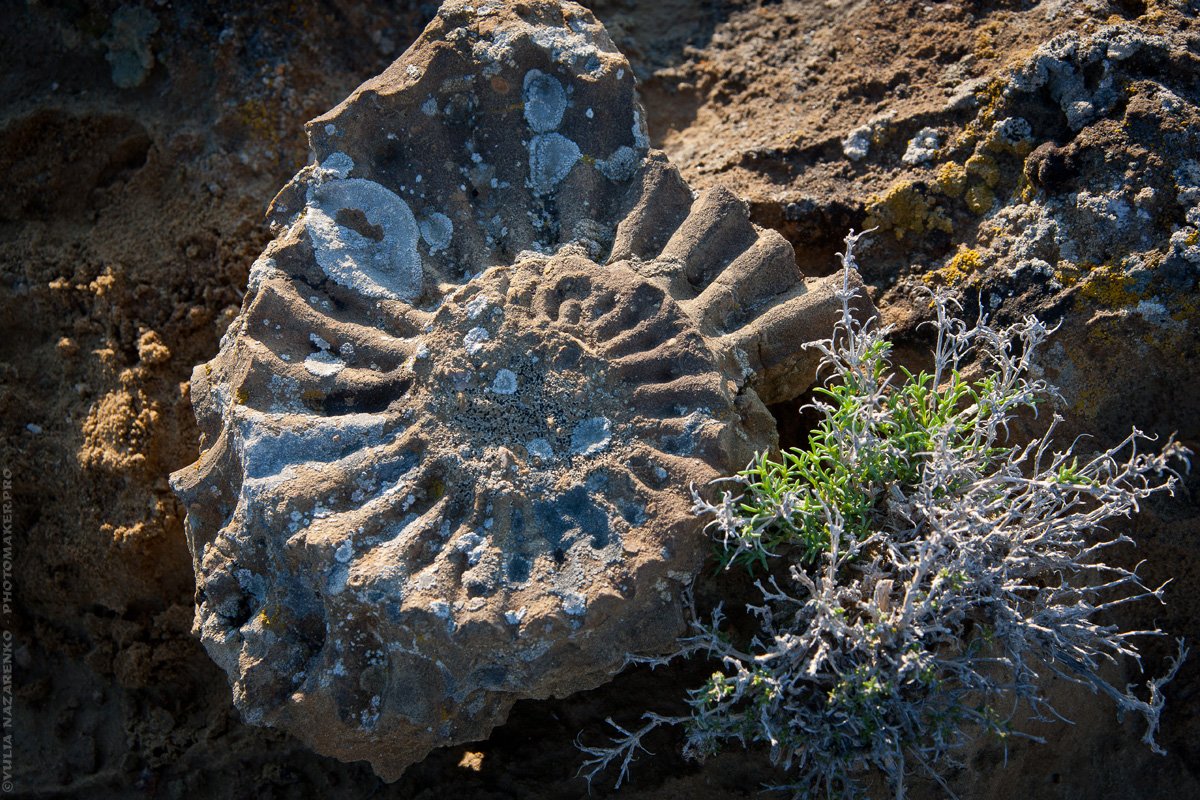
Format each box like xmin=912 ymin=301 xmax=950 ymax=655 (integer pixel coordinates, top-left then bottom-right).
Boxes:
xmin=169 ymin=0 xmax=867 ymax=779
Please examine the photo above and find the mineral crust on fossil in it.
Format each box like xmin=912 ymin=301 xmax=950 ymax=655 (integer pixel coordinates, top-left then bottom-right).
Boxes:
xmin=170 ymin=0 xmax=872 ymax=779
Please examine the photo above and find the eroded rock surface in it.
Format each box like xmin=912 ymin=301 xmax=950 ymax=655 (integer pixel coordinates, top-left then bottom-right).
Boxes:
xmin=169 ymin=0 xmax=863 ymax=778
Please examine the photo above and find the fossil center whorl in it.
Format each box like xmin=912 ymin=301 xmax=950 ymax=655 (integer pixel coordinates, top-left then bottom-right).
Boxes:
xmin=420 ymin=265 xmax=633 ymax=468
xmin=416 ymin=255 xmax=733 ymax=466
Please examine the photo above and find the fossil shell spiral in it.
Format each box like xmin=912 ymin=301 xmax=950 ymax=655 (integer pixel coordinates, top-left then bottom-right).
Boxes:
xmin=170 ymin=0 xmax=870 ymax=779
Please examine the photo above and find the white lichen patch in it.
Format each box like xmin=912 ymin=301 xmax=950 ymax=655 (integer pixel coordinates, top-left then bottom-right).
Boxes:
xmin=526 ymin=438 xmax=554 ymax=462
xmin=304 ymin=350 xmax=347 ymax=377
xmin=530 ymin=24 xmax=605 ymax=75
xmin=320 ymin=151 xmax=355 ymax=179
xmin=523 ymin=69 xmax=567 ymax=133
xmin=596 ymin=145 xmax=640 ymax=182
xmin=570 ymin=416 xmax=611 ymax=456
xmin=901 ymin=127 xmax=940 ymax=165
xmin=454 ymin=531 xmax=487 ymax=565
xmin=419 ymin=212 xmax=454 ymax=253
xmin=465 ymin=295 xmax=491 ymax=319
xmin=992 ymin=117 xmax=1033 ymax=147
xmin=247 ymin=255 xmax=282 ymax=292
xmin=632 ymin=108 xmax=649 ymax=150
xmin=842 ymin=124 xmax=872 ymax=161
xmin=529 ymin=133 xmax=581 ymax=195
xmin=327 ymin=563 xmax=350 ymax=595
xmin=561 ymin=592 xmax=587 ymax=616
xmin=233 ymin=411 xmax=389 ymax=480
xmin=463 ymin=326 xmax=490 ymax=353
xmin=490 ymin=368 xmax=518 ymax=394
xmin=306 ymin=178 xmax=423 ymax=302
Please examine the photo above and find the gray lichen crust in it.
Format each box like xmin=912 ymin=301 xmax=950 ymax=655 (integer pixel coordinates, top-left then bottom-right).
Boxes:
xmin=170 ymin=0 xmax=870 ymax=780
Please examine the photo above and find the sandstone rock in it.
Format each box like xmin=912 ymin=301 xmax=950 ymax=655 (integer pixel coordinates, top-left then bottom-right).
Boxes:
xmin=170 ymin=0 xmax=869 ymax=779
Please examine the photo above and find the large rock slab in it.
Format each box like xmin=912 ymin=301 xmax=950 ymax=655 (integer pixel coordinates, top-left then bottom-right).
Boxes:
xmin=170 ymin=0 xmax=868 ymax=779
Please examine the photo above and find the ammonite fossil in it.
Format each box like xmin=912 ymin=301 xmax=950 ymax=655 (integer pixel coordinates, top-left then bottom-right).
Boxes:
xmin=171 ymin=0 xmax=869 ymax=778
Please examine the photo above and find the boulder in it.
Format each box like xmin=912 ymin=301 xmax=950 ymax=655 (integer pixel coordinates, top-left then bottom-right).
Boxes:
xmin=170 ymin=0 xmax=868 ymax=778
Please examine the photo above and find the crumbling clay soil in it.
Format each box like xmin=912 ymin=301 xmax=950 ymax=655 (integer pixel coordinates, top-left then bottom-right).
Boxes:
xmin=2 ymin=1 xmax=1198 ymax=798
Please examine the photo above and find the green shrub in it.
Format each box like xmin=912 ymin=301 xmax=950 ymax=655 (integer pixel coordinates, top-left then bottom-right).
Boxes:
xmin=579 ymin=231 xmax=1190 ymax=798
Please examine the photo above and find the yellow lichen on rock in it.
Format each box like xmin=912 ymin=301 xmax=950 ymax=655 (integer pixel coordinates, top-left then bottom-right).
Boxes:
xmin=965 ymin=153 xmax=1000 ymax=188
xmin=864 ymin=180 xmax=953 ymax=240
xmin=935 ymin=162 xmax=967 ymax=198
xmin=924 ymin=247 xmax=984 ymax=286
xmin=236 ymin=98 xmax=283 ymax=147
xmin=965 ymin=184 xmax=995 ymax=215
xmin=1079 ymin=264 xmax=1139 ymax=308
xmin=974 ymin=27 xmax=998 ymax=60
xmin=1056 ymin=262 xmax=1141 ymax=308
xmin=953 ymin=77 xmax=1007 ymax=149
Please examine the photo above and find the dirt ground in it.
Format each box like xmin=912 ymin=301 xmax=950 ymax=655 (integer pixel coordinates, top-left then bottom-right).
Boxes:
xmin=2 ymin=0 xmax=1198 ymax=797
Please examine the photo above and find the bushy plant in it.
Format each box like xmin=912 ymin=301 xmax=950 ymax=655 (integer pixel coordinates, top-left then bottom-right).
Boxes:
xmin=578 ymin=231 xmax=1190 ymax=798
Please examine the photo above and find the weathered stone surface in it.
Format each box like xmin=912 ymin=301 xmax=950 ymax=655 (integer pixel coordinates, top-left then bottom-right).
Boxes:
xmin=169 ymin=0 xmax=865 ymax=779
